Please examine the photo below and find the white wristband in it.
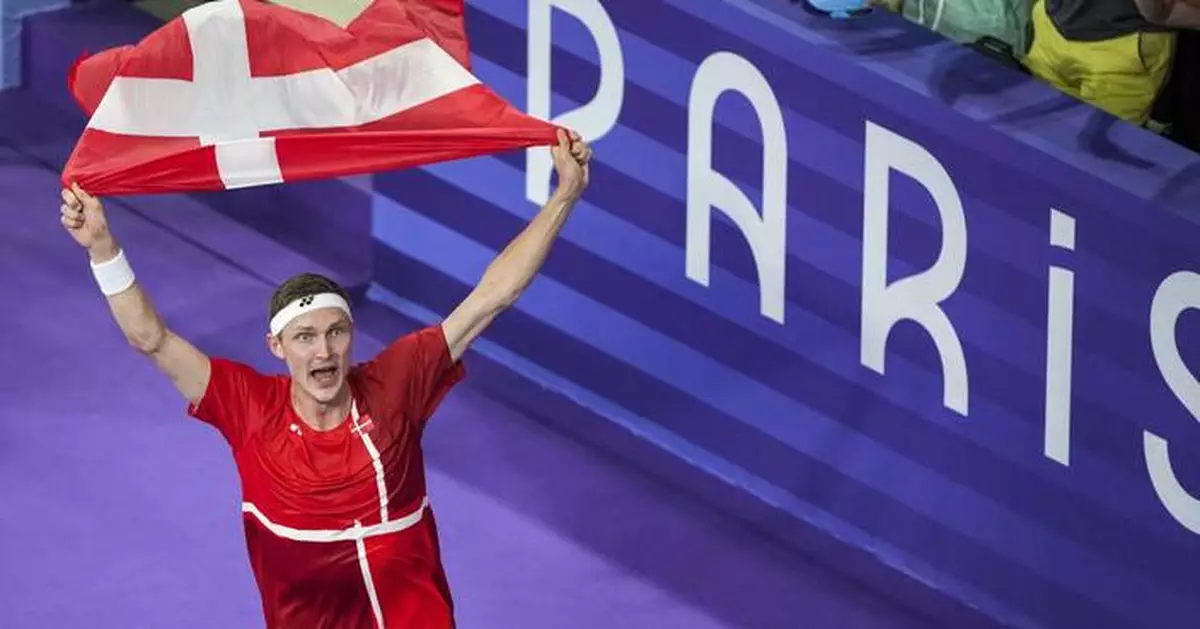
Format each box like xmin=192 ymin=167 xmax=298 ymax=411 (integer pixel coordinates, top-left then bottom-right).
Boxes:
xmin=90 ymin=248 xmax=136 ymax=296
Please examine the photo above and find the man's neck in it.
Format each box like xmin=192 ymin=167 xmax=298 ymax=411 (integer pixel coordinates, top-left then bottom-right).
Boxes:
xmin=291 ymin=384 xmax=352 ymax=431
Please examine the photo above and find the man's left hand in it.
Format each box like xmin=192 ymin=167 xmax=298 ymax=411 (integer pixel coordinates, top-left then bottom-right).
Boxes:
xmin=552 ymin=129 xmax=592 ymax=201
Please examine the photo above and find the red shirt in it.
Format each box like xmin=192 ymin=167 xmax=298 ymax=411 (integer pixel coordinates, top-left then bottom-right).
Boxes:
xmin=188 ymin=324 xmax=465 ymax=629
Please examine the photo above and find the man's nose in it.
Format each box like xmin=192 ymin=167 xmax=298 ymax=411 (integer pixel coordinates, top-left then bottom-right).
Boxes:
xmin=315 ymin=336 xmax=333 ymax=359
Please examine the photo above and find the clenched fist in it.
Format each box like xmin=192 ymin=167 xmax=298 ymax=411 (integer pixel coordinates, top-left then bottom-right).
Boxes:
xmin=60 ymin=183 xmax=117 ymax=260
xmin=551 ymin=129 xmax=592 ymax=202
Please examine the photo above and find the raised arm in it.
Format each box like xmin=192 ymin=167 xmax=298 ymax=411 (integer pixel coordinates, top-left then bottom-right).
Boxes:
xmin=61 ymin=184 xmax=212 ymax=405
xmin=440 ymin=129 xmax=592 ymax=362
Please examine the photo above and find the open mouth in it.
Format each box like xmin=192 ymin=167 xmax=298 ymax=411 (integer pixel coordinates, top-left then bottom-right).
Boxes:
xmin=309 ymin=366 xmax=339 ymax=386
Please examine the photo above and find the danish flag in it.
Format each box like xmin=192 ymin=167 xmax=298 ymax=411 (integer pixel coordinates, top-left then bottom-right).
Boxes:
xmin=61 ymin=0 xmax=559 ymax=195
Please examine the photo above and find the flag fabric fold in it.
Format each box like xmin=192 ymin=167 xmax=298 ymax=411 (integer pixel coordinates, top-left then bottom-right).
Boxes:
xmin=61 ymin=0 xmax=559 ymax=195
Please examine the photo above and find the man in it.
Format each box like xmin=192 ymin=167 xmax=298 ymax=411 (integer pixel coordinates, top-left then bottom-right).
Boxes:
xmin=59 ymin=129 xmax=592 ymax=629
xmin=1024 ymin=0 xmax=1200 ymax=126
xmin=870 ymin=0 xmax=1033 ymax=56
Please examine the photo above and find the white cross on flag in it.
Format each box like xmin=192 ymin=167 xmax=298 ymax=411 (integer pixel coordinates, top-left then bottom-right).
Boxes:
xmin=61 ymin=0 xmax=559 ymax=195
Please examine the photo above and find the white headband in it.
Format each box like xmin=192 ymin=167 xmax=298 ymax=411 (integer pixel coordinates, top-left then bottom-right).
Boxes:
xmin=270 ymin=292 xmax=353 ymax=336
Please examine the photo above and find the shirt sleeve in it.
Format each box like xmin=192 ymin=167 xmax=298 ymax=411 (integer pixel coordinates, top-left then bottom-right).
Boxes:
xmin=187 ymin=357 xmax=272 ymax=449
xmin=354 ymin=324 xmax=466 ymax=429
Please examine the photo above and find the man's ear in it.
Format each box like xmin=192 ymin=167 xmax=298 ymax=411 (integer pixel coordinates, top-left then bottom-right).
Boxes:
xmin=266 ymin=333 xmax=286 ymax=360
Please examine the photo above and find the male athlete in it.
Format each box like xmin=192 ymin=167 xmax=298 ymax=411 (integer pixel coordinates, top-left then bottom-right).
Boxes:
xmin=59 ymin=129 xmax=592 ymax=629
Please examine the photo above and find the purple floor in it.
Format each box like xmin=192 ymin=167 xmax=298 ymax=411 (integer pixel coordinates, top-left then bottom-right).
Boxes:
xmin=0 ymin=103 xmax=937 ymax=628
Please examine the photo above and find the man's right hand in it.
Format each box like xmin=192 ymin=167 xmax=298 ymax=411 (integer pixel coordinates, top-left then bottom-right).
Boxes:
xmin=60 ymin=183 xmax=117 ymax=260
xmin=60 ymin=182 xmax=213 ymax=406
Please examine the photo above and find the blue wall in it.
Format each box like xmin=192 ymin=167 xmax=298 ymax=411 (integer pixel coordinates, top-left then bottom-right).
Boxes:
xmin=366 ymin=2 xmax=1200 ymax=629
xmin=0 ymin=0 xmax=69 ymax=88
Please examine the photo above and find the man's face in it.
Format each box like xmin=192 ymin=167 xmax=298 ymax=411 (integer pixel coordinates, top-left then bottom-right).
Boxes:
xmin=268 ymin=307 xmax=354 ymax=404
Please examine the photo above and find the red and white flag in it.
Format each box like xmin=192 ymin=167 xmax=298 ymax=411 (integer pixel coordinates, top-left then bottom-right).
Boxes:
xmin=61 ymin=0 xmax=559 ymax=195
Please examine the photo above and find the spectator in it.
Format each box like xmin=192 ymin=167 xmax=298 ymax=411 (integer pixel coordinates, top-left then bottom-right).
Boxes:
xmin=870 ymin=0 xmax=1033 ymax=55
xmin=1023 ymin=0 xmax=1200 ymax=126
